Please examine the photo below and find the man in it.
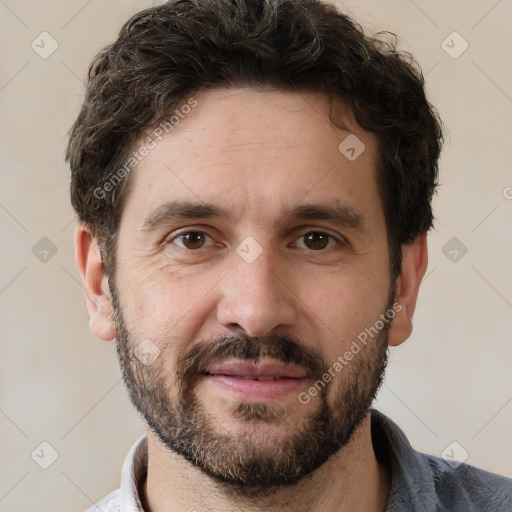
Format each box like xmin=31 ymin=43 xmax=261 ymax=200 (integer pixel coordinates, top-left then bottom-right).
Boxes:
xmin=68 ymin=0 xmax=512 ymax=510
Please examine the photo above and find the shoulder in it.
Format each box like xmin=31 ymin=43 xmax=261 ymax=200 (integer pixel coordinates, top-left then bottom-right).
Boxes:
xmin=370 ymin=410 xmax=512 ymax=511
xmin=423 ymin=453 xmax=512 ymax=511
xmin=84 ymin=489 xmax=121 ymax=512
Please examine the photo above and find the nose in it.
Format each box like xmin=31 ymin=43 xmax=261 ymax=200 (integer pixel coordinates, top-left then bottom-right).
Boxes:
xmin=216 ymin=250 xmax=299 ymax=337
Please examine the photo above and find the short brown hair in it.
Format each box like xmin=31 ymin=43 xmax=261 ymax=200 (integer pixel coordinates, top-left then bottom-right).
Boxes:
xmin=66 ymin=0 xmax=443 ymax=280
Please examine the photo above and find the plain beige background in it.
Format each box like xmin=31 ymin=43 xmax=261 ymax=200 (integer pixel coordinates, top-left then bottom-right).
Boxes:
xmin=1 ymin=0 xmax=511 ymax=511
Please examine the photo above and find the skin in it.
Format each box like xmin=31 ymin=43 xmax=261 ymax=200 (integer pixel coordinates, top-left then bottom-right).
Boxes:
xmin=75 ymin=87 xmax=428 ymax=512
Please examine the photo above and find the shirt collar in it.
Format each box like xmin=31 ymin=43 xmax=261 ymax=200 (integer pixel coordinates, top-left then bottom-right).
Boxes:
xmin=371 ymin=409 xmax=439 ymax=510
xmin=120 ymin=434 xmax=148 ymax=511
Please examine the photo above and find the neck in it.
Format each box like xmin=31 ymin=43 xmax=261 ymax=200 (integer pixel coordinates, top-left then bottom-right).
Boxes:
xmin=141 ymin=413 xmax=390 ymax=512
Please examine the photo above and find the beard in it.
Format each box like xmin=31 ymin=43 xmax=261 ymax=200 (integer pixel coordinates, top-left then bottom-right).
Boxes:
xmin=112 ymin=286 xmax=391 ymax=493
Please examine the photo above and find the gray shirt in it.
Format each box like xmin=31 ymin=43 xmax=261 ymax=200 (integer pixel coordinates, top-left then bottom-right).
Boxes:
xmin=86 ymin=409 xmax=512 ymax=511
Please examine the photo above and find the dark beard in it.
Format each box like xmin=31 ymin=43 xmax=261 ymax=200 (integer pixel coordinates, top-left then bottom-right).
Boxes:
xmin=112 ymin=287 xmax=390 ymax=493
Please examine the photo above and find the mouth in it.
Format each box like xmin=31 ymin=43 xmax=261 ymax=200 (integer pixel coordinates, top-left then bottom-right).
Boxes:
xmin=205 ymin=374 xmax=300 ymax=381
xmin=200 ymin=360 xmax=309 ymax=401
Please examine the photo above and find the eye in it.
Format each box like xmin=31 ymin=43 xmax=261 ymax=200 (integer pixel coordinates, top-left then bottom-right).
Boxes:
xmin=167 ymin=230 xmax=340 ymax=251
xmin=171 ymin=231 xmax=214 ymax=250
xmin=293 ymin=231 xmax=339 ymax=251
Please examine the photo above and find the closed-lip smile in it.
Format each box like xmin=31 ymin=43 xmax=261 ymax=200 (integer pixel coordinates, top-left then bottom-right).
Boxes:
xmin=202 ymin=359 xmax=309 ymax=401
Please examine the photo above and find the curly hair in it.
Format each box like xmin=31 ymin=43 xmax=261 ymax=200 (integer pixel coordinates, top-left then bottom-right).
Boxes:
xmin=66 ymin=0 xmax=443 ymax=280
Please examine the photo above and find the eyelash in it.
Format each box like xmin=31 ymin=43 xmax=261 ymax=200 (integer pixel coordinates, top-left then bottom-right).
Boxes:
xmin=166 ymin=230 xmax=343 ymax=251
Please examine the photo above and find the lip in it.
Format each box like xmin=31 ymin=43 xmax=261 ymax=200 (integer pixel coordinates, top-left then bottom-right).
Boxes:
xmin=206 ymin=360 xmax=308 ymax=379
xmin=202 ymin=360 xmax=309 ymax=401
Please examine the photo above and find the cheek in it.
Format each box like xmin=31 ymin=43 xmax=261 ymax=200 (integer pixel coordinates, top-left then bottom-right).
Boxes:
xmin=120 ymin=264 xmax=193 ymax=319
xmin=118 ymin=269 xmax=219 ymax=353
xmin=297 ymin=270 xmax=390 ymax=354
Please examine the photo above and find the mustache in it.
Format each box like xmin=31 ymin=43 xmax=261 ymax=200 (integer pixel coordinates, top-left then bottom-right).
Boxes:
xmin=176 ymin=334 xmax=329 ymax=387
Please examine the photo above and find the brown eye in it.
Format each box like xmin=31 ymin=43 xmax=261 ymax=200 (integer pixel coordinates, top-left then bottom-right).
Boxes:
xmin=173 ymin=231 xmax=212 ymax=249
xmin=295 ymin=231 xmax=338 ymax=251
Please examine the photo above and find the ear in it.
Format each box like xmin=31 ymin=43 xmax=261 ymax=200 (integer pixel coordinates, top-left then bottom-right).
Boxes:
xmin=388 ymin=234 xmax=428 ymax=347
xmin=74 ymin=223 xmax=116 ymax=341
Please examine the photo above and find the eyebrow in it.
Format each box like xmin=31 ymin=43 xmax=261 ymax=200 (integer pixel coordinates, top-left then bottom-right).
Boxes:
xmin=140 ymin=200 xmax=367 ymax=235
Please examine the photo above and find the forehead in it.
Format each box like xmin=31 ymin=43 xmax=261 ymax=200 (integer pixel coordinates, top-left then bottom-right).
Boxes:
xmin=120 ymin=87 xmax=384 ymax=232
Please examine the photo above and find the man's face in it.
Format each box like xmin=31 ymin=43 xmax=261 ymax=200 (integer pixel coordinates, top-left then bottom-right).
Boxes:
xmin=110 ymin=87 xmax=394 ymax=489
